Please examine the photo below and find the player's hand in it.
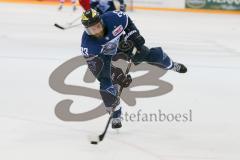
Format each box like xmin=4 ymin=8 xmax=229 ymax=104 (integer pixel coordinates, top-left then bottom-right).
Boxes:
xmin=124 ymin=26 xmax=145 ymax=51
xmin=128 ymin=31 xmax=145 ymax=50
xmin=112 ymin=65 xmax=132 ymax=88
xmin=117 ymin=73 xmax=132 ymax=88
xmin=118 ymin=40 xmax=134 ymax=60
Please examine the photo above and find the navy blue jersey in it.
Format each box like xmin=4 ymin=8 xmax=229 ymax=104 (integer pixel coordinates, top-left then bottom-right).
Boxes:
xmin=81 ymin=11 xmax=128 ymax=58
xmin=81 ymin=10 xmax=129 ymax=96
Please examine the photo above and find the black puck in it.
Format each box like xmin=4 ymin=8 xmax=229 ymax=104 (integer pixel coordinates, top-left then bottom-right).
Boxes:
xmin=91 ymin=141 xmax=98 ymax=145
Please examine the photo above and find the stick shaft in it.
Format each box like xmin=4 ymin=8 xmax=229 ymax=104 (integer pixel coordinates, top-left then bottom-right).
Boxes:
xmin=99 ymin=59 xmax=132 ymax=141
xmin=54 ymin=23 xmax=81 ymax=30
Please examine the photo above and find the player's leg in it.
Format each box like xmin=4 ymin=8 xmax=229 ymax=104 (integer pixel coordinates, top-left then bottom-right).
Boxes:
xmin=102 ymin=66 xmax=132 ymax=129
xmin=100 ymin=84 xmax=122 ymax=129
xmin=130 ymin=45 xmax=187 ymax=73
xmin=117 ymin=39 xmax=187 ymax=73
xmin=105 ymin=102 xmax=122 ymax=129
xmin=144 ymin=47 xmax=187 ymax=73
xmin=58 ymin=0 xmax=64 ymax=10
xmin=99 ymin=65 xmax=132 ymax=129
xmin=71 ymin=0 xmax=77 ymax=11
xmin=85 ymin=56 xmax=131 ymax=129
xmin=111 ymin=104 xmax=122 ymax=129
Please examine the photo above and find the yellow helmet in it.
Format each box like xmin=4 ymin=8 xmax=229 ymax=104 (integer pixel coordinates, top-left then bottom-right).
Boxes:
xmin=81 ymin=9 xmax=101 ymax=28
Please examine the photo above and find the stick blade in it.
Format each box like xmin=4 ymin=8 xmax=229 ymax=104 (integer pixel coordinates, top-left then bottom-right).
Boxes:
xmin=54 ymin=23 xmax=65 ymax=30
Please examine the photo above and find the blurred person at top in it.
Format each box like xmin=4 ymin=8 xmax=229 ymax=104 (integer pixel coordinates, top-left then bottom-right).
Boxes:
xmin=80 ymin=0 xmax=126 ymax=14
xmin=58 ymin=0 xmax=78 ymax=11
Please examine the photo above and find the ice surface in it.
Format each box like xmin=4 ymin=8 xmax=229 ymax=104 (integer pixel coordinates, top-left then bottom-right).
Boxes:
xmin=0 ymin=3 xmax=240 ymax=160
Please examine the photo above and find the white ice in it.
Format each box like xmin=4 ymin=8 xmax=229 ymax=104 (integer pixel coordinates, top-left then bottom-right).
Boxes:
xmin=0 ymin=3 xmax=240 ymax=160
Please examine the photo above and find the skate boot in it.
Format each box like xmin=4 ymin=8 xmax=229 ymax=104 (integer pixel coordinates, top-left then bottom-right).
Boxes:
xmin=172 ymin=62 xmax=187 ymax=73
xmin=112 ymin=117 xmax=122 ymax=129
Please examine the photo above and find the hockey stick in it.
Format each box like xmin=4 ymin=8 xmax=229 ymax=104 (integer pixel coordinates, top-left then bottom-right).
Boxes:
xmin=89 ymin=47 xmax=137 ymax=145
xmin=67 ymin=16 xmax=82 ymax=25
xmin=54 ymin=16 xmax=82 ymax=30
xmin=54 ymin=23 xmax=82 ymax=30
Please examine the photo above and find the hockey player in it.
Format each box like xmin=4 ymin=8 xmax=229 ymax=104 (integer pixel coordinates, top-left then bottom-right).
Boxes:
xmin=80 ymin=9 xmax=187 ymax=129
xmin=58 ymin=0 xmax=78 ymax=11
xmin=90 ymin=0 xmax=126 ymax=14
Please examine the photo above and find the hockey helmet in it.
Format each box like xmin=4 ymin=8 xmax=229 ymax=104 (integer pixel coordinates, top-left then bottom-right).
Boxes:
xmin=81 ymin=9 xmax=104 ymax=37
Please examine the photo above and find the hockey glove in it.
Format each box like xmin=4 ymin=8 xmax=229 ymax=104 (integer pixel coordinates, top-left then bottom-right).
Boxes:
xmin=112 ymin=66 xmax=132 ymax=88
xmin=125 ymin=30 xmax=145 ymax=50
xmin=117 ymin=40 xmax=134 ymax=60
xmin=117 ymin=74 xmax=132 ymax=88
